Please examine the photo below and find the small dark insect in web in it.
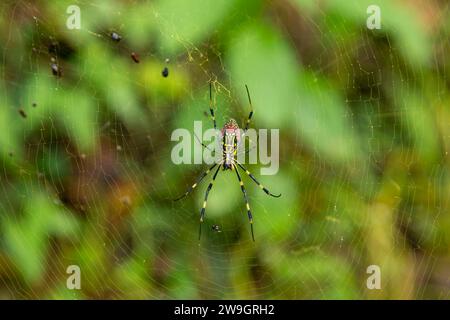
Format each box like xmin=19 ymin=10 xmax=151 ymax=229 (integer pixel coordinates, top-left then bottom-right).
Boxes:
xmin=18 ymin=108 xmax=27 ymax=118
xmin=162 ymin=67 xmax=169 ymax=77
xmin=51 ymin=64 xmax=60 ymax=76
xmin=50 ymin=58 xmax=61 ymax=77
xmin=110 ymin=32 xmax=122 ymax=42
xmin=131 ymin=52 xmax=140 ymax=63
xmin=212 ymin=225 xmax=221 ymax=232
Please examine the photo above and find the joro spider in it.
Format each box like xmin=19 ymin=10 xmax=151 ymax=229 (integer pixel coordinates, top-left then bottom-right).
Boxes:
xmin=173 ymin=83 xmax=281 ymax=241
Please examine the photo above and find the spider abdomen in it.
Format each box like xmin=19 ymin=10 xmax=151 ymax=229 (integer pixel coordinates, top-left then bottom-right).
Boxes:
xmin=222 ymin=119 xmax=240 ymax=169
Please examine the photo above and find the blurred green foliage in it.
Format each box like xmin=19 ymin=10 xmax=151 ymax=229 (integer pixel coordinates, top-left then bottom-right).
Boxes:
xmin=0 ymin=0 xmax=449 ymax=299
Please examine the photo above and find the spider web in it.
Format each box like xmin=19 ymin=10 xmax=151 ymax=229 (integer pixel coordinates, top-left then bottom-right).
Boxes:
xmin=0 ymin=0 xmax=448 ymax=300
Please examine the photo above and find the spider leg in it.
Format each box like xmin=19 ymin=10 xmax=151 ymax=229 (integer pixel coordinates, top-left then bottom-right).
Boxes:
xmin=172 ymin=163 xmax=218 ymax=201
xmin=236 ymin=85 xmax=255 ymax=152
xmin=236 ymin=162 xmax=281 ymax=198
xmin=243 ymin=84 xmax=253 ymax=133
xmin=199 ymin=164 xmax=222 ymax=240
xmin=234 ymin=164 xmax=255 ymax=241
xmin=209 ymin=82 xmax=217 ymax=130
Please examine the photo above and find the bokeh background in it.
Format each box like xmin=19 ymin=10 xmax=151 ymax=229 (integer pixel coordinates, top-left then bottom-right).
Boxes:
xmin=0 ymin=0 xmax=449 ymax=299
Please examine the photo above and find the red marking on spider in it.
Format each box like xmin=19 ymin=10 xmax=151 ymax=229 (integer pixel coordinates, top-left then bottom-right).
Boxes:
xmin=221 ymin=119 xmax=241 ymax=142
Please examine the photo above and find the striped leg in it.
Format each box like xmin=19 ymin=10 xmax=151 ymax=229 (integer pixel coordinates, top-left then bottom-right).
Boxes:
xmin=209 ymin=82 xmax=217 ymax=130
xmin=237 ymin=85 xmax=254 ymax=151
xmin=243 ymin=85 xmax=254 ymax=133
xmin=199 ymin=164 xmax=222 ymax=240
xmin=235 ymin=85 xmax=255 ymax=154
xmin=173 ymin=163 xmax=218 ymax=201
xmin=234 ymin=165 xmax=255 ymax=241
xmin=236 ymin=162 xmax=281 ymax=198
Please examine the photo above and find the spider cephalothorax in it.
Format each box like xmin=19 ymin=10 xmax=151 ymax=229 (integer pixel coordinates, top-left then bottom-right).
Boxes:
xmin=173 ymin=83 xmax=281 ymax=241
xmin=223 ymin=118 xmax=239 ymax=130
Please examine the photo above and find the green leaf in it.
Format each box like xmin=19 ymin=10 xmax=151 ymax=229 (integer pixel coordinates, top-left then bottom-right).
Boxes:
xmin=154 ymin=0 xmax=236 ymax=53
xmin=23 ymin=71 xmax=98 ymax=152
xmin=400 ymin=91 xmax=440 ymax=164
xmin=249 ymin=168 xmax=299 ymax=242
xmin=295 ymin=71 xmax=362 ymax=163
xmin=79 ymin=43 xmax=146 ymax=128
xmin=0 ymin=93 xmax=21 ymax=162
xmin=263 ymin=248 xmax=358 ymax=299
xmin=228 ymin=23 xmax=298 ymax=127
xmin=292 ymin=0 xmax=431 ymax=66
xmin=228 ymin=23 xmax=361 ymax=163
xmin=3 ymin=192 xmax=79 ymax=284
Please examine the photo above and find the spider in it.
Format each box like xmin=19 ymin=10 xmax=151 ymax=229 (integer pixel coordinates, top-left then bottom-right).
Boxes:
xmin=173 ymin=83 xmax=281 ymax=241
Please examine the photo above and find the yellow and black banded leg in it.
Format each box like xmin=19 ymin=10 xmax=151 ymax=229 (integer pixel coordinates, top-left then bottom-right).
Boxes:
xmin=209 ymin=82 xmax=217 ymax=130
xmin=173 ymin=163 xmax=218 ymax=201
xmin=244 ymin=84 xmax=254 ymax=132
xmin=236 ymin=162 xmax=281 ymax=198
xmin=199 ymin=164 xmax=222 ymax=240
xmin=234 ymin=165 xmax=255 ymax=241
